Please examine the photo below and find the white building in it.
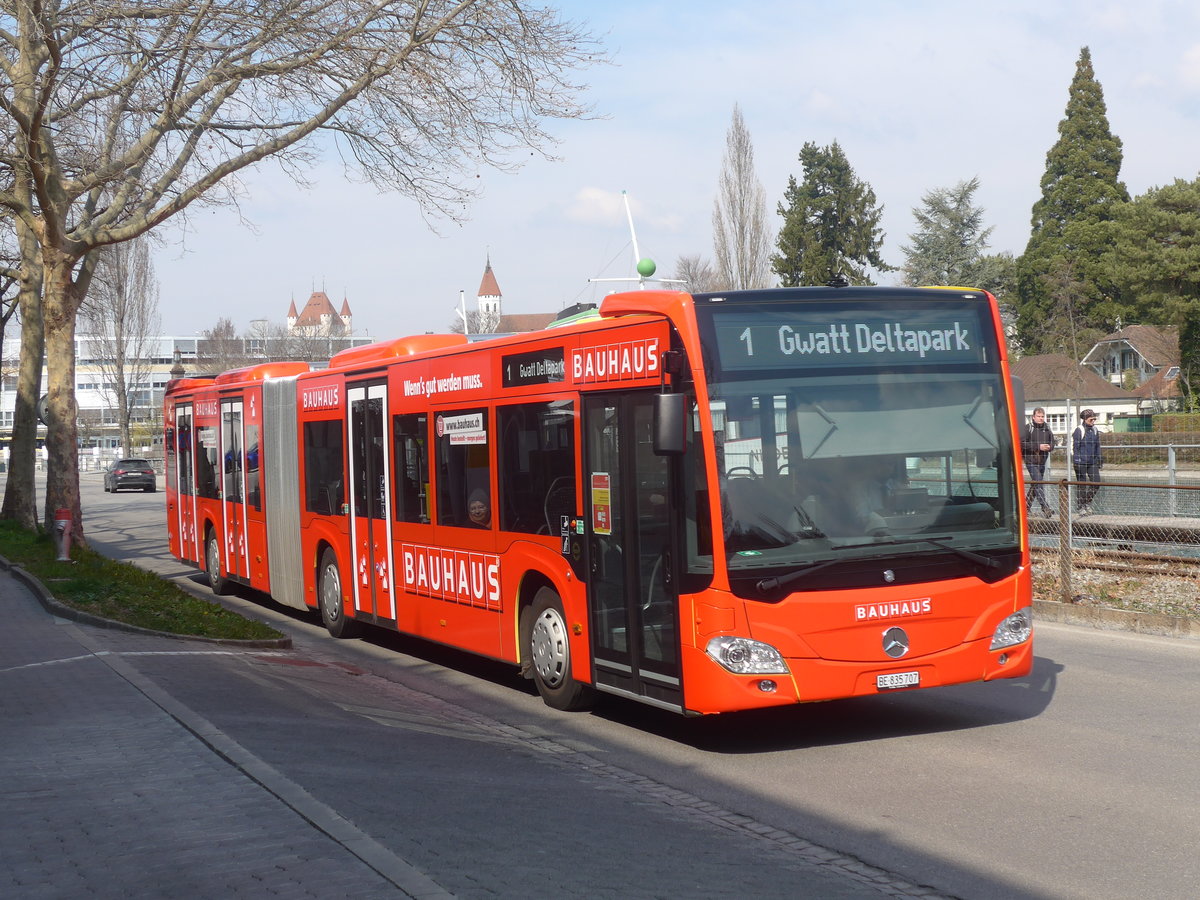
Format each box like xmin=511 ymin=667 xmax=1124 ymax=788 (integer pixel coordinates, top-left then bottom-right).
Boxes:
xmin=2 ymin=308 xmax=370 ymax=458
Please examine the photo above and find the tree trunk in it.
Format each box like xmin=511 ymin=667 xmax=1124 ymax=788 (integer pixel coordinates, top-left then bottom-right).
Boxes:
xmin=118 ymin=382 xmax=131 ymax=455
xmin=1 ymin=230 xmax=44 ymax=529
xmin=41 ymin=253 xmax=83 ymax=540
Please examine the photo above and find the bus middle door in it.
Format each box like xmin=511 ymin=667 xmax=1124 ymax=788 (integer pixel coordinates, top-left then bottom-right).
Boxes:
xmin=348 ymin=382 xmax=395 ymax=624
xmin=220 ymin=397 xmax=250 ymax=581
xmin=584 ymin=393 xmax=682 ymax=710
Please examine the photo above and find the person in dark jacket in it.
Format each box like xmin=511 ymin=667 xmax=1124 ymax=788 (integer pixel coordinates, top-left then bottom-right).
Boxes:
xmin=1022 ymin=407 xmax=1056 ymax=516
xmin=1071 ymin=409 xmax=1103 ymax=515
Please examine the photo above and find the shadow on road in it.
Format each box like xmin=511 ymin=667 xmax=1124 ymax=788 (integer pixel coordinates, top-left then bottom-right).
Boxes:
xmin=601 ymin=654 xmax=1062 ymax=753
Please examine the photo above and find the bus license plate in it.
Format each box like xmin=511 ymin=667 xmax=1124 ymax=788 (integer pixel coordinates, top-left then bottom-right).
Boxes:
xmin=877 ymin=671 xmax=920 ymax=690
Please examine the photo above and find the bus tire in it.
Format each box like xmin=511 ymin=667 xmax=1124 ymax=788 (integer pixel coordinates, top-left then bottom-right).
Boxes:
xmin=528 ymin=587 xmax=593 ymax=711
xmin=205 ymin=528 xmax=231 ymax=596
xmin=319 ymin=548 xmax=360 ymax=639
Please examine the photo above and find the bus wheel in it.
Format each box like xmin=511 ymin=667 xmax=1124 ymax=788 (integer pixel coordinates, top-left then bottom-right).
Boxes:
xmin=319 ymin=548 xmax=360 ymax=639
xmin=528 ymin=587 xmax=593 ymax=711
xmin=205 ymin=529 xmax=230 ymax=595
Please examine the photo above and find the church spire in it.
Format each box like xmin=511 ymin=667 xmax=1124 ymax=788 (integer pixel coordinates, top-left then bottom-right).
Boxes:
xmin=477 ymin=255 xmax=502 ymax=326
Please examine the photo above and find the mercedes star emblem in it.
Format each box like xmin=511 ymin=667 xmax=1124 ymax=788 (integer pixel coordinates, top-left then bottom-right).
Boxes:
xmin=882 ymin=627 xmax=910 ymax=658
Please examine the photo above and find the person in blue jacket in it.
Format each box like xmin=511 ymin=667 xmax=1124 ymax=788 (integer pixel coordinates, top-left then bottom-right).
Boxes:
xmin=1071 ymin=409 xmax=1103 ymax=516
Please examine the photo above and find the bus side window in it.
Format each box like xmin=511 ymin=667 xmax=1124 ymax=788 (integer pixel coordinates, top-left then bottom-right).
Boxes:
xmin=303 ymin=420 xmax=345 ymax=516
xmin=246 ymin=425 xmax=261 ymax=511
xmin=393 ymin=413 xmax=429 ymax=523
xmin=436 ymin=408 xmax=491 ymax=528
xmin=497 ymin=401 xmax=576 ymax=534
xmin=196 ymin=426 xmax=220 ymax=499
xmin=177 ymin=419 xmax=193 ymax=496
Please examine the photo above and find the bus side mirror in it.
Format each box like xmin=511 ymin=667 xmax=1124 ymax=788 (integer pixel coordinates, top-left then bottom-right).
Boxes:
xmin=1010 ymin=375 xmax=1025 ymax=424
xmin=653 ymin=393 xmax=686 ymax=456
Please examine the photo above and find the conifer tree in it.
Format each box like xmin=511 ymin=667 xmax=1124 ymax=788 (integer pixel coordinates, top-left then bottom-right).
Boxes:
xmin=1016 ymin=47 xmax=1129 ymax=354
xmin=901 ymin=177 xmax=995 ymax=287
xmin=1105 ymin=177 xmax=1200 ymax=328
xmin=1180 ymin=304 xmax=1200 ymax=413
xmin=772 ymin=140 xmax=891 ymax=286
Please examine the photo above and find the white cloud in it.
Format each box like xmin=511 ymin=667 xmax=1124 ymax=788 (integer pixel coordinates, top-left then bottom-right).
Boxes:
xmin=564 ymin=187 xmax=628 ymax=225
xmin=1180 ymin=43 xmax=1200 ymax=90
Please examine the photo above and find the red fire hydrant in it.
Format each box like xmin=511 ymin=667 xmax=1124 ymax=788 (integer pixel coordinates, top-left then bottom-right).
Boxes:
xmin=55 ymin=508 xmax=73 ymax=561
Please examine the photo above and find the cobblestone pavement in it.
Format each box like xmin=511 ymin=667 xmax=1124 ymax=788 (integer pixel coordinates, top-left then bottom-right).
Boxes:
xmin=1 ymin=567 xmax=952 ymax=899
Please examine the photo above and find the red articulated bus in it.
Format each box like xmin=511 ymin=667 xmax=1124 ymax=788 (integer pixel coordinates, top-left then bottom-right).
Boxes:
xmin=165 ymin=286 xmax=1033 ymax=715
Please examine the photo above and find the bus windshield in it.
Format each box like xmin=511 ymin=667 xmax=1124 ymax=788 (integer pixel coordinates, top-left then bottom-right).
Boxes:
xmin=694 ymin=294 xmax=1020 ymax=575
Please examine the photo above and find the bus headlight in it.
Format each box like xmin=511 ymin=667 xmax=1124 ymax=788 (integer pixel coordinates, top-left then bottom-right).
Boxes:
xmin=990 ymin=607 xmax=1032 ymax=650
xmin=706 ymin=636 xmax=788 ymax=675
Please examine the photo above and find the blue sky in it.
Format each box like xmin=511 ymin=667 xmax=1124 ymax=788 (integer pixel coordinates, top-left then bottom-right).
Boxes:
xmin=153 ymin=0 xmax=1200 ymax=339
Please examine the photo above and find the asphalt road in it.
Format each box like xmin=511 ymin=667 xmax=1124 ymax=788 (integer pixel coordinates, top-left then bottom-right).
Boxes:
xmin=63 ymin=473 xmax=1200 ymax=897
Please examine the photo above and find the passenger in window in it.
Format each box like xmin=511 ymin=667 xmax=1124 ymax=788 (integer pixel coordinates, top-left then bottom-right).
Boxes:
xmin=467 ymin=489 xmax=491 ymax=528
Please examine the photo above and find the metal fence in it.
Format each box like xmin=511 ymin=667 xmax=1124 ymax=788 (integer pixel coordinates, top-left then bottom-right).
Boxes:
xmin=1028 ymin=476 xmax=1200 ymax=603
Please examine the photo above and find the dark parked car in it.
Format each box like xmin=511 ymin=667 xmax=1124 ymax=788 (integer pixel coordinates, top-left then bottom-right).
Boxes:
xmin=104 ymin=458 xmax=157 ymax=493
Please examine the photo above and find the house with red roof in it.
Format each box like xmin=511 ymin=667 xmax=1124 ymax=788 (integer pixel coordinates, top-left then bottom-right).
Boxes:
xmin=1012 ymin=323 xmax=1184 ymax=436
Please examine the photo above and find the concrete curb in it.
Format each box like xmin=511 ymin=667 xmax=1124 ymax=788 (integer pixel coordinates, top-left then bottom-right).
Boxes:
xmin=1033 ymin=598 xmax=1200 ymax=641
xmin=0 ymin=553 xmax=292 ymax=649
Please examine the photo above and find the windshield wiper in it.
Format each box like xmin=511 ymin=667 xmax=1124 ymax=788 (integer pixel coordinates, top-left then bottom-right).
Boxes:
xmin=755 ymin=557 xmax=842 ymax=594
xmin=863 ymin=536 xmax=1001 ymax=569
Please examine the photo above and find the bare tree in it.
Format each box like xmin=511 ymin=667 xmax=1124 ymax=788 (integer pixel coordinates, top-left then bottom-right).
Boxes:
xmin=0 ymin=1 xmax=599 ymax=536
xmin=0 ymin=205 xmax=44 ymax=528
xmin=196 ymin=318 xmax=248 ymax=375
xmin=672 ymin=254 xmax=720 ymax=293
xmin=449 ymin=308 xmax=502 ymax=336
xmin=712 ymin=105 xmax=774 ymax=291
xmin=245 ymin=319 xmax=300 ymax=363
xmin=79 ymin=239 xmax=161 ymax=455
xmin=0 ymin=236 xmax=19 ymax=400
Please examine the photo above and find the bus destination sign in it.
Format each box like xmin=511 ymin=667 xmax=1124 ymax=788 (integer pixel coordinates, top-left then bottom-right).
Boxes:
xmin=711 ymin=305 xmax=987 ymax=371
xmin=502 ymin=348 xmax=566 ymax=388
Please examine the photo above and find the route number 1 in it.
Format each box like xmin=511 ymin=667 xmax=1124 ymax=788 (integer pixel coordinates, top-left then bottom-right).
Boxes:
xmin=739 ymin=327 xmax=753 ymax=356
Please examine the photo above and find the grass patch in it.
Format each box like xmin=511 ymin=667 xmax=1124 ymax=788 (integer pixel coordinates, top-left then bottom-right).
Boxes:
xmin=0 ymin=520 xmax=282 ymax=641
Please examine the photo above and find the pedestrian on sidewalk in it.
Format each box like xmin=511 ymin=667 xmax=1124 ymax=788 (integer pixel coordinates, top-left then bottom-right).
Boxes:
xmin=1022 ymin=407 xmax=1056 ymax=516
xmin=1072 ymin=409 xmax=1103 ymax=515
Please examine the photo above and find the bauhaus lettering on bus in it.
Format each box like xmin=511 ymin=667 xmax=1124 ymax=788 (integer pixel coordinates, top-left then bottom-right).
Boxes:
xmin=402 ymin=544 xmax=501 ymax=610
xmin=571 ymin=337 xmax=659 ymax=383
xmin=165 ymin=286 xmax=1031 ymax=719
xmin=301 ymin=384 xmax=341 ymax=411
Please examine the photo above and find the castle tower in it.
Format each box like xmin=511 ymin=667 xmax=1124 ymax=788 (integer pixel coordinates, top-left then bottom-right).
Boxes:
xmin=339 ymin=297 xmax=352 ymax=332
xmin=288 ymin=291 xmax=345 ymax=336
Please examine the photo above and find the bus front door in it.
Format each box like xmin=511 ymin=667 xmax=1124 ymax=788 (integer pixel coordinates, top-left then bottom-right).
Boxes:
xmin=348 ymin=382 xmax=394 ymax=624
xmin=584 ymin=394 xmax=682 ymax=710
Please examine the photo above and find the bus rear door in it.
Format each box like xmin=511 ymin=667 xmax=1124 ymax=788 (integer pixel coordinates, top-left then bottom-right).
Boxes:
xmin=173 ymin=402 xmax=198 ymax=563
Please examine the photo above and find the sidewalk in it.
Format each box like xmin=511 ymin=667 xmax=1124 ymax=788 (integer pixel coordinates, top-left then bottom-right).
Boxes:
xmin=0 ymin=567 xmax=416 ymax=899
xmin=0 ymin=566 xmax=931 ymax=900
